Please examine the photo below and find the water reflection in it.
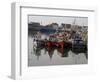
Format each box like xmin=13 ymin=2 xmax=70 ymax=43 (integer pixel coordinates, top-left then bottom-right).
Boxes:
xmin=32 ymin=46 xmax=87 ymax=60
xmin=28 ymin=35 xmax=88 ymax=66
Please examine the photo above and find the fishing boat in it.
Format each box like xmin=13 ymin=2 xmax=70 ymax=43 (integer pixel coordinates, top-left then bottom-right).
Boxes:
xmin=46 ymin=34 xmax=57 ymax=47
xmin=72 ymin=32 xmax=86 ymax=52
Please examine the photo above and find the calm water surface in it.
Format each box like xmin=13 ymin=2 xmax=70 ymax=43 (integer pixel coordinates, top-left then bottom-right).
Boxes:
xmin=28 ymin=35 xmax=88 ymax=66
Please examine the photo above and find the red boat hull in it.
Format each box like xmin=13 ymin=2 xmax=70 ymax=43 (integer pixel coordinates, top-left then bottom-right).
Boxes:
xmin=46 ymin=41 xmax=64 ymax=48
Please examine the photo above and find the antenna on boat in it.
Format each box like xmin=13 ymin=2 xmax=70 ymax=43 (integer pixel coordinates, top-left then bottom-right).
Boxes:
xmin=82 ymin=19 xmax=85 ymax=29
xmin=71 ymin=18 xmax=76 ymax=29
xmin=73 ymin=18 xmax=76 ymax=25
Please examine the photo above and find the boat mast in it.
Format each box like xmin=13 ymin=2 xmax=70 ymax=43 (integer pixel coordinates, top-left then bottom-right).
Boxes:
xmin=73 ymin=18 xmax=76 ymax=25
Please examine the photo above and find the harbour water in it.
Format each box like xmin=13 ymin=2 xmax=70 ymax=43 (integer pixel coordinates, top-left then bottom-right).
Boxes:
xmin=28 ymin=34 xmax=88 ymax=66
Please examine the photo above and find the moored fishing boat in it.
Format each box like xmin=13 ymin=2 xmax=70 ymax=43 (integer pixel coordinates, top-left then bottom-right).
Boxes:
xmin=71 ymin=32 xmax=87 ymax=52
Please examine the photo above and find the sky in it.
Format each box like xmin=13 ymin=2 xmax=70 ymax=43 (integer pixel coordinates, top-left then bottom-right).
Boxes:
xmin=28 ymin=15 xmax=88 ymax=26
